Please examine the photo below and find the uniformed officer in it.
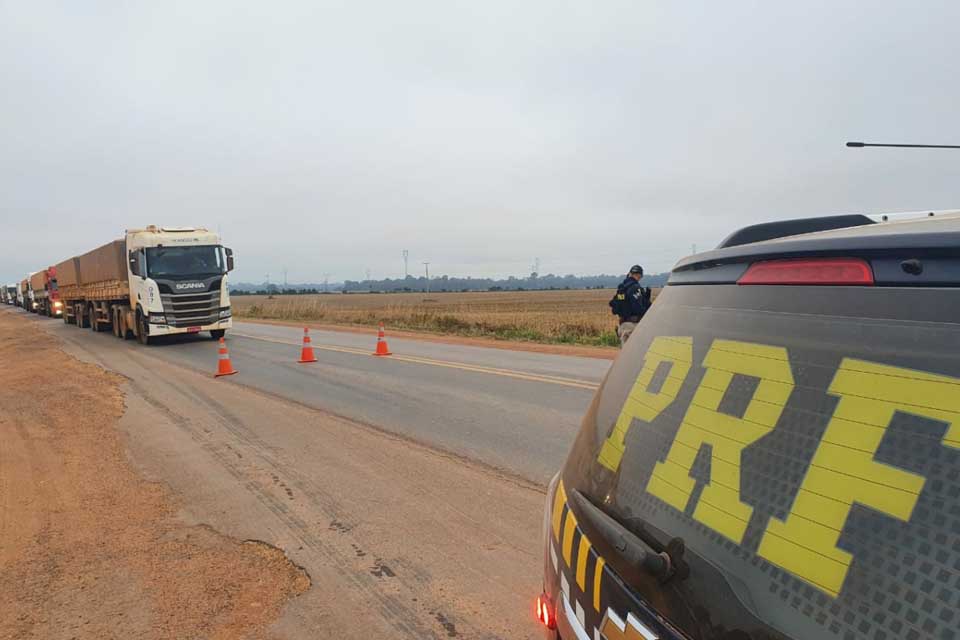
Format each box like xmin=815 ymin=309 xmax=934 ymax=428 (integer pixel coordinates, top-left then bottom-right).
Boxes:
xmin=609 ymin=265 xmax=651 ymax=347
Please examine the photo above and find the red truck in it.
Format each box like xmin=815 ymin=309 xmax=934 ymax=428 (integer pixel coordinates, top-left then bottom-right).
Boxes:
xmin=29 ymin=267 xmax=63 ymax=317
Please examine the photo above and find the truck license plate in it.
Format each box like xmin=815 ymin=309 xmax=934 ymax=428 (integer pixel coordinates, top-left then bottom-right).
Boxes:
xmin=187 ymin=326 xmax=201 ymax=333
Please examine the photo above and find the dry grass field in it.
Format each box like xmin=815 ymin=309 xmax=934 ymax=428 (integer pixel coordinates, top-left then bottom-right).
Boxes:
xmin=232 ymin=289 xmax=651 ymax=346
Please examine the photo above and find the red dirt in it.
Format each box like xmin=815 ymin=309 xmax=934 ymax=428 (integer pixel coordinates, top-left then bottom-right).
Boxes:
xmin=0 ymin=311 xmax=309 ymax=639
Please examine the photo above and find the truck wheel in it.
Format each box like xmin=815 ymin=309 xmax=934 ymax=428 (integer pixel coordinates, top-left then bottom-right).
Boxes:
xmin=137 ymin=312 xmax=151 ymax=346
xmin=210 ymin=329 xmax=226 ymax=340
xmin=89 ymin=305 xmax=100 ymax=332
xmin=120 ymin=312 xmax=132 ymax=340
xmin=76 ymin=305 xmax=88 ymax=328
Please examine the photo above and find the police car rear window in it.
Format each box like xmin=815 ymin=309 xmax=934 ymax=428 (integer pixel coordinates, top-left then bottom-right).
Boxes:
xmin=563 ymin=284 xmax=960 ymax=640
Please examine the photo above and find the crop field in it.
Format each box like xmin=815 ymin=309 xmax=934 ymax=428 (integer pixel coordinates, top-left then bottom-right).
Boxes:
xmin=232 ymin=289 xmax=657 ymax=347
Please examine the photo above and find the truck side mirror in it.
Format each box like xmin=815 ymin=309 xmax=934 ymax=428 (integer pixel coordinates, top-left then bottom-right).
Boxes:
xmin=129 ymin=251 xmax=140 ymax=276
xmin=225 ymin=247 xmax=235 ymax=272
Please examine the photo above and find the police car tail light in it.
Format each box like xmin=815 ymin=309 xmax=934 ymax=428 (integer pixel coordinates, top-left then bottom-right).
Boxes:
xmin=536 ymin=593 xmax=556 ymax=630
xmin=738 ymin=257 xmax=874 ymax=286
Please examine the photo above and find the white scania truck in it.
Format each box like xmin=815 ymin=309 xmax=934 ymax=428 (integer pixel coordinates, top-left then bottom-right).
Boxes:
xmin=57 ymin=226 xmax=234 ymax=344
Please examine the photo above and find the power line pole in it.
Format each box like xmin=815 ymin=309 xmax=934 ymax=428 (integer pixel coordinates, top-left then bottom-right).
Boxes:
xmin=402 ymin=249 xmax=409 ymax=278
xmin=282 ymin=267 xmax=288 ymax=287
xmin=321 ymin=273 xmax=332 ymax=293
xmin=423 ymin=262 xmax=430 ymax=293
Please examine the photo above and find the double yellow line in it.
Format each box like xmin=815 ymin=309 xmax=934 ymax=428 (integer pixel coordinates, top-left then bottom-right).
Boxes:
xmin=231 ymin=332 xmax=601 ymax=390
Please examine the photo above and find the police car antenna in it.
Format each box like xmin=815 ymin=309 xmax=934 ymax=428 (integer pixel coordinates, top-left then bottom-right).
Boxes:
xmin=846 ymin=141 xmax=960 ymax=149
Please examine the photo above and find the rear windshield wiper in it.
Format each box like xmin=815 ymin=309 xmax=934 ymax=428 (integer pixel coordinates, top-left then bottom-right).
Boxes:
xmin=570 ymin=489 xmax=688 ymax=583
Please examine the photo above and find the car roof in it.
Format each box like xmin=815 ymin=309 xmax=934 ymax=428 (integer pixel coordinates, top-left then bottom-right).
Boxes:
xmin=674 ymin=211 xmax=960 ymax=271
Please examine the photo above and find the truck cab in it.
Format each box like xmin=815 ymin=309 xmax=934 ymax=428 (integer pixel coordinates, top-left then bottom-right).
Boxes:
xmin=30 ymin=267 xmax=62 ymax=317
xmin=25 ymin=273 xmax=38 ymax=312
xmin=125 ymin=226 xmax=234 ymax=342
xmin=47 ymin=268 xmax=62 ymax=317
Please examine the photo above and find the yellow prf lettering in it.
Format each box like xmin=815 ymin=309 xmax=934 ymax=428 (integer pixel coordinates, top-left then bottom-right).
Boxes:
xmin=597 ymin=337 xmax=693 ymax=473
xmin=758 ymin=359 xmax=960 ymax=597
xmin=646 ymin=339 xmax=794 ymax=543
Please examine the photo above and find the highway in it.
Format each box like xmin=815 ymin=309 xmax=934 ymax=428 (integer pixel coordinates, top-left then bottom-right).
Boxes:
xmin=10 ymin=308 xmax=614 ymax=639
xmin=55 ymin=316 xmax=609 ymax=485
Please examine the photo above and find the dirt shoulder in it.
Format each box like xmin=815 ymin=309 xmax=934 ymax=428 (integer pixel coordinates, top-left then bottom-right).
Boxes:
xmin=39 ymin=308 xmax=547 ymax=639
xmin=0 ymin=310 xmax=309 ymax=640
xmin=237 ymin=317 xmax=619 ymax=360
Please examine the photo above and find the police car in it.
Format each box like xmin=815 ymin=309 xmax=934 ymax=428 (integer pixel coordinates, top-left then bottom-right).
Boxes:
xmin=539 ymin=212 xmax=960 ymax=640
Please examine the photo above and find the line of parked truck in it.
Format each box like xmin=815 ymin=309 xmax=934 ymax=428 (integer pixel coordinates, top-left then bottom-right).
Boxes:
xmin=3 ymin=226 xmax=235 ymax=345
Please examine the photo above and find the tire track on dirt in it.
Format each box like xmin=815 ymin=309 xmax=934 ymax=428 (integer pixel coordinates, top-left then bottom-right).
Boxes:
xmin=108 ymin=345 xmax=452 ymax=640
xmin=44 ymin=316 xmax=543 ymax=640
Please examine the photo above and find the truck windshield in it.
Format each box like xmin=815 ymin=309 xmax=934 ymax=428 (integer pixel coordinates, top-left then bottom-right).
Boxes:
xmin=146 ymin=246 xmax=223 ymax=279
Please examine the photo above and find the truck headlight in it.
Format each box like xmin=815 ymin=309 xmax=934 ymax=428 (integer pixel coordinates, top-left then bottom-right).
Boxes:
xmin=54 ymin=301 xmax=63 ymax=309
xmin=219 ymin=308 xmax=232 ymax=319
xmin=149 ymin=314 xmax=166 ymax=324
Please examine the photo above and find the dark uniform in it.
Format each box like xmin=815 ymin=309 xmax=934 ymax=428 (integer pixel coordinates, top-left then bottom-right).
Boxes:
xmin=610 ymin=265 xmax=651 ymax=346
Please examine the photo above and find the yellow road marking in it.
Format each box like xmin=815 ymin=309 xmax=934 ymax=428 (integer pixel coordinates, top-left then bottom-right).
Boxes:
xmin=231 ymin=332 xmax=601 ymax=390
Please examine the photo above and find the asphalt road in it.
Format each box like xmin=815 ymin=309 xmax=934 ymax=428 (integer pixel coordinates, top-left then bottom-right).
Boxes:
xmin=5 ymin=306 xmax=613 ymax=639
xmin=39 ymin=314 xmax=610 ymax=485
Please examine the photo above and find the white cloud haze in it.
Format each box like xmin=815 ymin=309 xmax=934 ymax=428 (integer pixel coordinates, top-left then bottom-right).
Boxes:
xmin=2 ymin=1 xmax=959 ymax=283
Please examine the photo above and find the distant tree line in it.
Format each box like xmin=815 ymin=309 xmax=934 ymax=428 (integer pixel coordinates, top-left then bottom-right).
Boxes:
xmin=341 ymin=272 xmax=669 ymax=293
xmin=230 ymin=272 xmax=669 ymax=296
xmin=231 ymin=287 xmax=325 ymax=296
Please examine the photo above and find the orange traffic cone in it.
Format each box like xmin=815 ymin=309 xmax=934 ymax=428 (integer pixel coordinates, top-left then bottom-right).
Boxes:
xmin=298 ymin=327 xmax=318 ymax=363
xmin=372 ymin=322 xmax=392 ymax=356
xmin=214 ymin=337 xmax=238 ymax=377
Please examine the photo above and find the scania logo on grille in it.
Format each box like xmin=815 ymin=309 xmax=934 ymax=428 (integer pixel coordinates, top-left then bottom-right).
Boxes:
xmin=174 ymin=282 xmax=206 ymax=290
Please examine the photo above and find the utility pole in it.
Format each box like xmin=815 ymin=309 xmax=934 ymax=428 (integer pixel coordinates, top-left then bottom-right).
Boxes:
xmin=531 ymin=257 xmax=540 ymax=279
xmin=282 ymin=267 xmax=288 ymax=287
xmin=402 ymin=249 xmax=409 ymax=279
xmin=321 ymin=273 xmax=332 ymax=293
xmin=423 ymin=262 xmax=430 ymax=293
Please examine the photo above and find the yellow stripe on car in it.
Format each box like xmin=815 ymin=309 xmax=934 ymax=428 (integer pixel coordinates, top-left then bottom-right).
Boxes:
xmin=562 ymin=506 xmax=579 ymax=567
xmin=575 ymin=535 xmax=592 ymax=591
xmin=552 ymin=480 xmax=567 ymax=541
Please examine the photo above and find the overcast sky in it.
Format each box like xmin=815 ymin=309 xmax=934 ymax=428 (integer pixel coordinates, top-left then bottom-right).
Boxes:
xmin=2 ymin=1 xmax=958 ymax=283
